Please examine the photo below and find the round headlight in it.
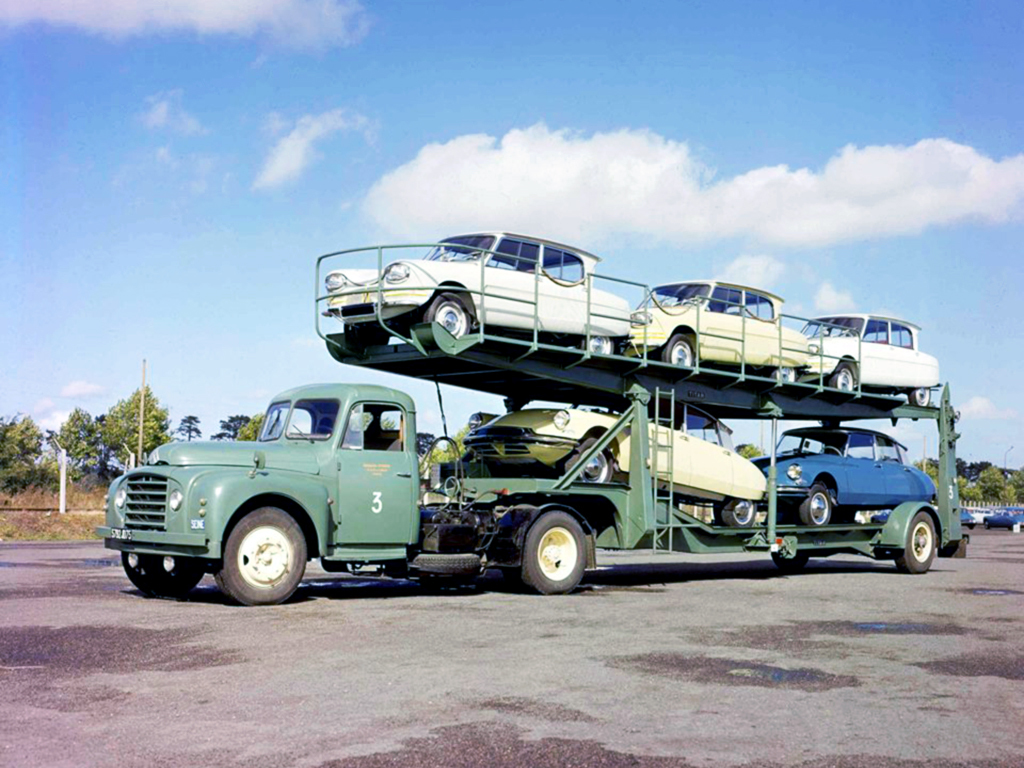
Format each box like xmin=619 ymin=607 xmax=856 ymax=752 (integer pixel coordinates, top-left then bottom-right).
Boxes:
xmin=115 ymin=486 xmax=127 ymax=509
xmin=786 ymin=464 xmax=803 ymax=481
xmin=553 ymin=410 xmax=571 ymax=431
xmin=468 ymin=412 xmax=484 ymax=431
xmin=325 ymin=273 xmax=347 ymax=291
xmin=169 ymin=489 xmax=183 ymax=511
xmin=384 ymin=263 xmax=411 ymax=283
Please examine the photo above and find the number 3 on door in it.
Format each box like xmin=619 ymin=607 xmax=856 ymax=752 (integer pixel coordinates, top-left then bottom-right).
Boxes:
xmin=371 ymin=491 xmax=383 ymax=514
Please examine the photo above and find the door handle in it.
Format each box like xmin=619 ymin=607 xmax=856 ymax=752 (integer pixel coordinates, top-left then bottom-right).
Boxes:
xmin=396 ymin=472 xmax=412 ymax=478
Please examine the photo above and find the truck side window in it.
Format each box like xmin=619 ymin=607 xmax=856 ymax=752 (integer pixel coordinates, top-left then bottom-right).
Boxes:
xmin=341 ymin=404 xmax=405 ymax=451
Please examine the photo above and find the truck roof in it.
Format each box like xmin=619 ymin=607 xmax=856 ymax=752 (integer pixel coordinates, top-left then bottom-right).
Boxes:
xmin=270 ymin=383 xmax=416 ymax=411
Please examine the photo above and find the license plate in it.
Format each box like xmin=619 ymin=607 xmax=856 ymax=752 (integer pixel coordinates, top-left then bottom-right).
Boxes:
xmin=109 ymin=527 xmax=133 ymax=541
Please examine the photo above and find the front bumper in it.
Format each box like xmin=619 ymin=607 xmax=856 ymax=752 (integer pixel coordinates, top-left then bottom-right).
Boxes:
xmin=97 ymin=526 xmax=210 ymax=555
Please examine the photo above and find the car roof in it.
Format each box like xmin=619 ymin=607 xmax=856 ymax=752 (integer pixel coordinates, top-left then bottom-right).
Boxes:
xmin=444 ymin=232 xmax=602 ymax=263
xmin=783 ymin=426 xmax=907 ymax=450
xmin=653 ymin=280 xmax=785 ymax=305
xmin=810 ymin=313 xmax=921 ymax=331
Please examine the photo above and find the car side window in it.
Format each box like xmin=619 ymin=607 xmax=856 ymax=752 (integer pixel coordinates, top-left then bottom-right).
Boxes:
xmin=891 ymin=323 xmax=913 ymax=349
xmin=542 ymin=247 xmax=584 ymax=283
xmin=744 ymin=292 xmax=775 ymax=320
xmin=341 ymin=404 xmax=406 ymax=452
xmin=709 ymin=286 xmax=742 ymax=314
xmin=846 ymin=432 xmax=875 ymax=459
xmin=490 ymin=238 xmax=538 ymax=273
xmin=876 ymin=436 xmax=901 ymax=462
xmin=864 ymin=319 xmax=889 ymax=344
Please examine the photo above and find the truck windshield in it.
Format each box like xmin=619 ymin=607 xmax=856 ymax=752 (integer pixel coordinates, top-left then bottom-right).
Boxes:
xmin=651 ymin=283 xmax=710 ymax=308
xmin=287 ymin=399 xmax=340 ymax=440
xmin=802 ymin=317 xmax=864 ymax=338
xmin=424 ymin=235 xmax=495 ymax=262
xmin=260 ymin=402 xmax=289 ymax=441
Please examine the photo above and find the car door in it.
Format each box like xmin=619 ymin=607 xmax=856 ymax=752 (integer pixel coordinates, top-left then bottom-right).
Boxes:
xmin=842 ymin=432 xmax=888 ymax=507
xmin=875 ymin=435 xmax=916 ymax=502
xmin=538 ymin=245 xmax=586 ymax=334
xmin=859 ymin=319 xmax=891 ymax=386
xmin=889 ymin=322 xmax=923 ymax=387
xmin=742 ymin=291 xmax=779 ymax=366
xmin=481 ymin=238 xmax=540 ymax=330
xmin=701 ymin=285 xmax=744 ymax=363
xmin=334 ymin=402 xmax=418 ymax=546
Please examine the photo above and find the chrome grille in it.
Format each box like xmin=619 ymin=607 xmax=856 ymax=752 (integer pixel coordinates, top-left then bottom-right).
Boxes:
xmin=124 ymin=473 xmax=169 ymax=530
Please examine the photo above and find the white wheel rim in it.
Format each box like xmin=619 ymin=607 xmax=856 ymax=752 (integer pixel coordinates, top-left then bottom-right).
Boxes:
xmin=808 ymin=492 xmax=830 ymax=525
xmin=734 ymin=502 xmax=754 ymax=526
xmin=537 ymin=527 xmax=579 ymax=582
xmin=913 ymin=388 xmax=930 ymax=406
xmin=436 ymin=303 xmax=468 ymax=337
xmin=589 ymin=336 xmax=611 ymax=355
xmin=778 ymin=367 xmax=795 ymax=383
xmin=580 ymin=452 xmax=610 ymax=483
xmin=911 ymin=521 xmax=933 ymax=563
xmin=836 ymin=369 xmax=853 ymax=391
xmin=237 ymin=525 xmax=294 ymax=589
xmin=670 ymin=341 xmax=693 ymax=367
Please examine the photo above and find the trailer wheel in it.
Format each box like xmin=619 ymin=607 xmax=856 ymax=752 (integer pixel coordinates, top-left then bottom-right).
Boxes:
xmin=830 ymin=362 xmax=857 ymax=392
xmin=216 ymin=507 xmax=307 ymax=606
xmin=121 ymin=553 xmax=205 ymax=599
xmin=521 ymin=511 xmax=586 ymax=595
xmin=798 ymin=482 xmax=833 ymax=526
xmin=771 ymin=551 xmax=810 ymax=574
xmin=425 ymin=292 xmax=473 ymax=339
xmin=894 ymin=511 xmax=936 ymax=574
xmin=564 ymin=437 xmax=615 ymax=483
xmin=662 ymin=333 xmax=696 ymax=367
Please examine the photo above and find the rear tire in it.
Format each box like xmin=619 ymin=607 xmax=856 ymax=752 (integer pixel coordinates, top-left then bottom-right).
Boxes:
xmin=830 ymin=362 xmax=857 ymax=392
xmin=798 ymin=482 xmax=833 ymax=526
xmin=662 ymin=333 xmax=696 ymax=367
xmin=521 ymin=511 xmax=586 ymax=595
xmin=895 ymin=511 xmax=937 ymax=574
xmin=718 ymin=499 xmax=756 ymax=528
xmin=424 ymin=292 xmax=473 ymax=338
xmin=121 ymin=553 xmax=205 ymax=599
xmin=564 ymin=437 xmax=616 ymax=483
xmin=909 ymin=387 xmax=931 ymax=407
xmin=216 ymin=507 xmax=307 ymax=606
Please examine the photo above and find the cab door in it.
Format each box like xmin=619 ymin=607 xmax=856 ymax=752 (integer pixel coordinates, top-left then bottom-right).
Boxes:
xmin=334 ymin=402 xmax=419 ymax=546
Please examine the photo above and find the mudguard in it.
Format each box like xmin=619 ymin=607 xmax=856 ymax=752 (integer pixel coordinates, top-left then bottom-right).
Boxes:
xmin=876 ymin=501 xmax=939 ymax=550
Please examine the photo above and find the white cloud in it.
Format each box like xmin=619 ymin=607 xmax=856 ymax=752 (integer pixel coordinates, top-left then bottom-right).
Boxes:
xmin=253 ymin=109 xmax=370 ymax=190
xmin=717 ymin=255 xmax=785 ymax=289
xmin=0 ymin=0 xmax=371 ymax=50
xmin=814 ymin=281 xmax=856 ymax=312
xmin=60 ymin=380 xmax=106 ymax=398
xmin=140 ymin=90 xmax=204 ymax=135
xmin=38 ymin=410 xmax=71 ymax=433
xmin=363 ymin=125 xmax=1024 ymax=248
xmin=958 ymin=396 xmax=1018 ymax=421
xmin=33 ymin=398 xmax=56 ymax=414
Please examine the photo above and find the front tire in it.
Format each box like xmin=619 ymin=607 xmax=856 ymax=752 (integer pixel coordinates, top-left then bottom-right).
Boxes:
xmin=909 ymin=387 xmax=931 ymax=407
xmin=718 ymin=499 xmax=756 ymax=528
xmin=424 ymin=292 xmax=473 ymax=339
xmin=521 ymin=511 xmax=586 ymax=595
xmin=894 ymin=511 xmax=937 ymax=574
xmin=122 ymin=552 xmax=205 ymax=599
xmin=798 ymin=482 xmax=833 ymax=526
xmin=830 ymin=362 xmax=857 ymax=392
xmin=661 ymin=333 xmax=696 ymax=367
xmin=216 ymin=507 xmax=307 ymax=606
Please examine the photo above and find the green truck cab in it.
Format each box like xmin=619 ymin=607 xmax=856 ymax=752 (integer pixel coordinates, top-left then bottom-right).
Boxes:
xmin=99 ymin=383 xmax=503 ymax=605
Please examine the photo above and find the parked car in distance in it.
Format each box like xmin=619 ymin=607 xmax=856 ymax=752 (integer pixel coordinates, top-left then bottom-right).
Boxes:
xmin=984 ymin=508 xmax=1024 ymax=530
xmin=752 ymin=427 xmax=935 ymax=526
xmin=801 ymin=314 xmax=940 ymax=406
xmin=464 ymin=403 xmax=766 ymax=527
xmin=960 ymin=509 xmax=977 ymax=530
xmin=323 ymin=233 xmax=631 ymax=353
xmin=628 ymin=281 xmax=809 ymax=382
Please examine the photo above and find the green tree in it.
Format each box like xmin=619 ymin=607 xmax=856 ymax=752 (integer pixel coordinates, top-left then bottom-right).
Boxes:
xmin=213 ymin=415 xmax=251 ymax=441
xmin=236 ymin=413 xmax=265 ymax=442
xmin=1010 ymin=469 xmax=1024 ymax=504
xmin=958 ymin=476 xmax=982 ymax=503
xmin=102 ymin=386 xmax=172 ymax=467
xmin=914 ymin=458 xmax=939 ymax=486
xmin=0 ymin=415 xmax=47 ymax=492
xmin=53 ymin=408 xmax=110 ymax=479
xmin=736 ymin=443 xmax=763 ymax=459
xmin=176 ymin=415 xmax=202 ymax=442
xmin=976 ymin=465 xmax=1008 ymax=502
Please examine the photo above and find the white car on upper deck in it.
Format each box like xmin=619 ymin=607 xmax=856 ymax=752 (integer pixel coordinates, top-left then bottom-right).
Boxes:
xmin=322 ymin=233 xmax=631 ymax=353
xmin=801 ymin=314 xmax=940 ymax=406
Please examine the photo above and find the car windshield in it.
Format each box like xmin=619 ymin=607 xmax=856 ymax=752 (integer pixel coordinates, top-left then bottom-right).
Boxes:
xmin=259 ymin=402 xmax=289 ymax=441
xmin=802 ymin=317 xmax=864 ymax=338
xmin=777 ymin=431 xmax=847 ymax=456
xmin=424 ymin=235 xmax=495 ymax=262
xmin=650 ymin=283 xmax=710 ymax=308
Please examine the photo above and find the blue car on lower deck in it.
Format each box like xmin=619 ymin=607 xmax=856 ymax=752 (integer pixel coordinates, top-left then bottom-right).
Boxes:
xmin=753 ymin=427 xmax=936 ymax=526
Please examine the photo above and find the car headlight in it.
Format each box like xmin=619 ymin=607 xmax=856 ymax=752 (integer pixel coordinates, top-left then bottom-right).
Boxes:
xmin=786 ymin=464 xmax=803 ymax=481
xmin=169 ymin=489 xmax=183 ymax=511
xmin=630 ymin=311 xmax=653 ymax=327
xmin=553 ymin=410 xmax=571 ymax=431
xmin=115 ymin=486 xmax=127 ymax=508
xmin=325 ymin=273 xmax=348 ymax=292
xmin=384 ymin=263 xmax=411 ymax=283
xmin=468 ymin=412 xmax=494 ymax=431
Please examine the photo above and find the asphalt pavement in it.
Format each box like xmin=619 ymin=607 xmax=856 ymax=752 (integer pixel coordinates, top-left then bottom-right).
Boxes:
xmin=1 ymin=529 xmax=1022 ymax=768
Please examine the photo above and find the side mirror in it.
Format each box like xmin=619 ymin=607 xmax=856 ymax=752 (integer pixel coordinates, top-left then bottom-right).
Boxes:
xmin=249 ymin=451 xmax=266 ymax=478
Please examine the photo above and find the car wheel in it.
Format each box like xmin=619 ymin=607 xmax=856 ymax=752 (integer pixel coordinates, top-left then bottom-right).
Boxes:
xmin=798 ymin=482 xmax=833 ymax=526
xmin=424 ymin=292 xmax=473 ymax=339
xmin=521 ymin=511 xmax=586 ymax=595
xmin=894 ymin=511 xmax=937 ymax=574
xmin=719 ymin=499 xmax=756 ymax=528
xmin=564 ymin=437 xmax=616 ymax=483
xmin=909 ymin=387 xmax=931 ymax=407
xmin=585 ymin=335 xmax=614 ymax=355
xmin=216 ymin=507 xmax=307 ymax=606
xmin=830 ymin=362 xmax=857 ymax=392
xmin=661 ymin=333 xmax=696 ymax=367
xmin=771 ymin=551 xmax=810 ymax=574
xmin=776 ymin=366 xmax=796 ymax=384
xmin=121 ymin=552 xmax=205 ymax=599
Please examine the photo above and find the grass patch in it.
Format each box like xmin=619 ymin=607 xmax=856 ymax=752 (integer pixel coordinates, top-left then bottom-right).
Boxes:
xmin=0 ymin=512 xmax=105 ymax=541
xmin=1 ymin=484 xmax=108 ymax=512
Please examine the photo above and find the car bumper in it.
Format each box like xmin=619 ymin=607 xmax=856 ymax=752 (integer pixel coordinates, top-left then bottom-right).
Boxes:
xmin=465 ymin=432 xmax=577 ymax=466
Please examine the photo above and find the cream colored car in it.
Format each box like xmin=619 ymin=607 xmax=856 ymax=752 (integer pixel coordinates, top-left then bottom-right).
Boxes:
xmin=464 ymin=405 xmax=766 ymax=525
xmin=629 ymin=281 xmax=810 ymax=381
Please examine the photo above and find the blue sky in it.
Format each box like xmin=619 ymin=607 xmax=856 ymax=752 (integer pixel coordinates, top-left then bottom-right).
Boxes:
xmin=2 ymin=0 xmax=1023 ymax=466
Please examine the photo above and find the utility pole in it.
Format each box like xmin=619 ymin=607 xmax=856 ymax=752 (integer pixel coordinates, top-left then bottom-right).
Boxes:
xmin=138 ymin=359 xmax=147 ymax=464
xmin=1005 ymin=445 xmax=1014 ymax=475
xmin=53 ymin=439 xmax=67 ymax=515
